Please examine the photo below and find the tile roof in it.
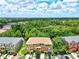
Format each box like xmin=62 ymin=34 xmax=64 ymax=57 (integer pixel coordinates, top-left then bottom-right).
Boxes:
xmin=63 ymin=36 xmax=79 ymax=43
xmin=26 ymin=37 xmax=52 ymax=45
xmin=0 ymin=37 xmax=23 ymax=45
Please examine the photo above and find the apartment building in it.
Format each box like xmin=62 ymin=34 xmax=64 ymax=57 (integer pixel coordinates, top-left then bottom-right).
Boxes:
xmin=0 ymin=37 xmax=23 ymax=55
xmin=26 ymin=37 xmax=52 ymax=53
xmin=63 ymin=36 xmax=79 ymax=52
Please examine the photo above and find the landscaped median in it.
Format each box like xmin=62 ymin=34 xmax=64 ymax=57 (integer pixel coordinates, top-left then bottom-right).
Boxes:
xmin=19 ymin=41 xmax=27 ymax=59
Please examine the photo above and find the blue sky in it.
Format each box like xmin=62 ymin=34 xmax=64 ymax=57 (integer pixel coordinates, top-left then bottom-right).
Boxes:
xmin=0 ymin=0 xmax=79 ymax=18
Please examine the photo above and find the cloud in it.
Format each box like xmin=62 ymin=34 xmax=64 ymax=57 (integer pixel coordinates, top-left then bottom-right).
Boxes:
xmin=36 ymin=2 xmax=48 ymax=11
xmin=63 ymin=0 xmax=78 ymax=7
xmin=63 ymin=8 xmax=76 ymax=13
xmin=63 ymin=0 xmax=78 ymax=3
xmin=18 ymin=3 xmax=36 ymax=12
xmin=0 ymin=0 xmax=8 ymax=5
xmin=49 ymin=1 xmax=64 ymax=10
xmin=0 ymin=0 xmax=79 ymax=17
xmin=17 ymin=0 xmax=35 ymax=5
xmin=4 ymin=4 xmax=19 ymax=12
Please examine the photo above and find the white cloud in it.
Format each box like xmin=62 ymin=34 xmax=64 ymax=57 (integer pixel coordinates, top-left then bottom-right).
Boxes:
xmin=37 ymin=2 xmax=48 ymax=11
xmin=19 ymin=8 xmax=28 ymax=11
xmin=66 ymin=2 xmax=78 ymax=7
xmin=18 ymin=4 xmax=36 ymax=12
xmin=6 ymin=0 xmax=23 ymax=3
xmin=63 ymin=0 xmax=78 ymax=3
xmin=49 ymin=2 xmax=56 ymax=9
xmin=0 ymin=0 xmax=8 ymax=5
xmin=49 ymin=0 xmax=77 ymax=13
xmin=20 ymin=0 xmax=35 ymax=4
xmin=62 ymin=0 xmax=78 ymax=8
xmin=0 ymin=0 xmax=78 ymax=14
xmin=49 ymin=1 xmax=63 ymax=9
xmin=62 ymin=0 xmax=78 ymax=13
xmin=56 ymin=1 xmax=63 ymax=8
xmin=26 ymin=4 xmax=36 ymax=10
xmin=4 ymin=4 xmax=19 ymax=11
xmin=19 ymin=7 xmax=35 ymax=12
xmin=63 ymin=8 xmax=77 ymax=13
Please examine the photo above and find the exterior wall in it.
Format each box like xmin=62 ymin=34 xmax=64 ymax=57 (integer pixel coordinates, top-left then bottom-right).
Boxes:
xmin=67 ymin=41 xmax=77 ymax=52
xmin=0 ymin=44 xmax=6 ymax=53
xmin=8 ymin=40 xmax=23 ymax=55
xmin=0 ymin=40 xmax=23 ymax=55
xmin=77 ymin=43 xmax=79 ymax=51
xmin=27 ymin=44 xmax=51 ymax=53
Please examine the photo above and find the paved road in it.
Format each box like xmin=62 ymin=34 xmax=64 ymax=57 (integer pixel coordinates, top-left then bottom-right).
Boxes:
xmin=71 ymin=53 xmax=79 ymax=59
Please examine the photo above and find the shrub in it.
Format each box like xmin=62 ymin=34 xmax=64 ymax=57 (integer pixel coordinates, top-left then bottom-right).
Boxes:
xmin=77 ymin=52 xmax=79 ymax=57
xmin=66 ymin=51 xmax=71 ymax=54
xmin=19 ymin=55 xmax=25 ymax=59
xmin=29 ymin=57 xmax=32 ymax=59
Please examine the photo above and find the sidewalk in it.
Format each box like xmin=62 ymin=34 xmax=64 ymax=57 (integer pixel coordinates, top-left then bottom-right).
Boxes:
xmin=71 ymin=53 xmax=79 ymax=59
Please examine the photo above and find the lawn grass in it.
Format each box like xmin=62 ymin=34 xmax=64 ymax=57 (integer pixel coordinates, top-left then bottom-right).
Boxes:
xmin=19 ymin=55 xmax=25 ymax=59
xmin=52 ymin=56 xmax=55 ymax=59
xmin=19 ymin=41 xmax=26 ymax=55
xmin=19 ymin=41 xmax=26 ymax=59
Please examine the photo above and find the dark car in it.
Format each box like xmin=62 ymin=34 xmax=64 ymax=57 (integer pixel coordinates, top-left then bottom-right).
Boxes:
xmin=65 ymin=56 xmax=70 ymax=59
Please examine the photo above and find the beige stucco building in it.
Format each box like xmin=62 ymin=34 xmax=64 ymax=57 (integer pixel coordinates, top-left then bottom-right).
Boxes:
xmin=26 ymin=37 xmax=52 ymax=53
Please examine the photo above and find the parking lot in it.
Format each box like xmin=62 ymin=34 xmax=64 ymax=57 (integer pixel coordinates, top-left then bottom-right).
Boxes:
xmin=26 ymin=53 xmax=45 ymax=59
xmin=0 ymin=53 xmax=79 ymax=59
xmin=0 ymin=54 xmax=20 ymax=59
xmin=54 ymin=53 xmax=79 ymax=59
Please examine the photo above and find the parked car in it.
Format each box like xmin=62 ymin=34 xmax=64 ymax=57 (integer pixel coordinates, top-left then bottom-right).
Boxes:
xmin=64 ymin=56 xmax=70 ymax=59
xmin=58 ymin=55 xmax=69 ymax=59
xmin=58 ymin=55 xmax=64 ymax=59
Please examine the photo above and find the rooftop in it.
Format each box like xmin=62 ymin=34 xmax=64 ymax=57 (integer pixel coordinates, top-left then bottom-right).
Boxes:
xmin=0 ymin=29 xmax=7 ymax=33
xmin=26 ymin=37 xmax=52 ymax=45
xmin=0 ymin=37 xmax=23 ymax=45
xmin=63 ymin=36 xmax=79 ymax=42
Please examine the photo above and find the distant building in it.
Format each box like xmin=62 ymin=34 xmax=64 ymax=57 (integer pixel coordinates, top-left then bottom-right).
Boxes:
xmin=63 ymin=36 xmax=79 ymax=52
xmin=0 ymin=29 xmax=7 ymax=33
xmin=26 ymin=37 xmax=52 ymax=53
xmin=0 ymin=37 xmax=23 ymax=55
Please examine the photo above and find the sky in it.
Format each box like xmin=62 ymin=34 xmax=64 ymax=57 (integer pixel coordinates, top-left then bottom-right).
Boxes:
xmin=0 ymin=0 xmax=79 ymax=18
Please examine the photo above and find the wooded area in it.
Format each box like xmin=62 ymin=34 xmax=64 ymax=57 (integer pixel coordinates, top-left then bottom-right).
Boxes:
xmin=0 ymin=18 xmax=79 ymax=55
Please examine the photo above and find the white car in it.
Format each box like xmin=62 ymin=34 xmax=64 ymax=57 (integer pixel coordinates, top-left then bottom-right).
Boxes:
xmin=7 ymin=55 xmax=13 ymax=59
